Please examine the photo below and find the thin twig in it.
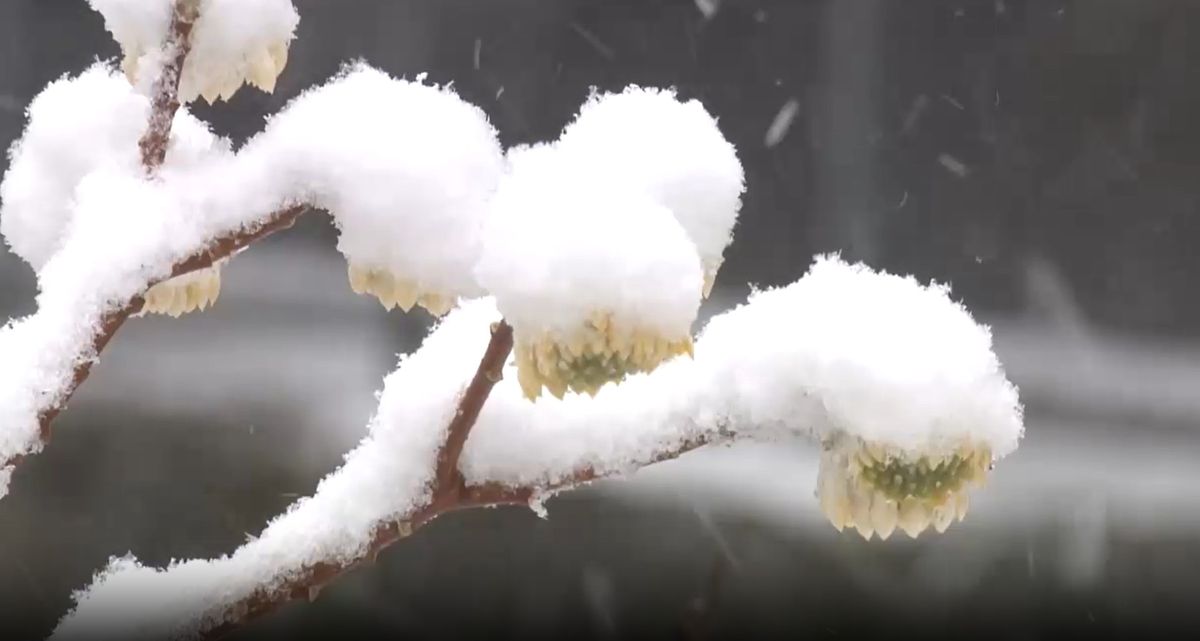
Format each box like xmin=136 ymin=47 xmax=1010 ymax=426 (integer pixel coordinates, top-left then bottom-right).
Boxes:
xmin=139 ymin=0 xmax=199 ymax=170
xmin=433 ymin=320 xmax=513 ymax=494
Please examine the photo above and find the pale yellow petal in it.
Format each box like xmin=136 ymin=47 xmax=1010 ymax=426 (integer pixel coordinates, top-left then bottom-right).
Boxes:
xmin=248 ymin=49 xmax=278 ymax=93
xmin=898 ymin=497 xmax=929 ymax=538
xmin=870 ymin=495 xmax=898 ymax=540
xmin=387 ymin=279 xmax=413 ymax=312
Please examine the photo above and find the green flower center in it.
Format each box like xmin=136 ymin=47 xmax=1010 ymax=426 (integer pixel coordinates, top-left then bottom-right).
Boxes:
xmin=857 ymin=454 xmax=976 ymax=502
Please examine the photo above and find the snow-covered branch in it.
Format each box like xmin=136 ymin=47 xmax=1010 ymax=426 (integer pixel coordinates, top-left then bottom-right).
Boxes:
xmin=0 ymin=0 xmax=299 ymax=495
xmin=1 ymin=1 xmax=1025 ymax=638
xmin=0 ymin=58 xmax=502 ymax=497
xmin=53 ymin=257 xmax=1022 ymax=640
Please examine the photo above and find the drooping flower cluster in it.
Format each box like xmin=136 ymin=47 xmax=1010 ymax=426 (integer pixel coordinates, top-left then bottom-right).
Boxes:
xmin=89 ymin=0 xmax=298 ymax=103
xmin=139 ymin=261 xmax=224 ymax=317
xmin=476 ymin=139 xmax=712 ymax=400
xmin=346 ymin=265 xmax=452 ymax=316
xmin=513 ymin=310 xmax=695 ymax=400
xmin=816 ymin=435 xmax=991 ymax=539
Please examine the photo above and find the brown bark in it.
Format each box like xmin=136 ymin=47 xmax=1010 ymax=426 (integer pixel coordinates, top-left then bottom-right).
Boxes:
xmin=139 ymin=0 xmax=199 ymax=170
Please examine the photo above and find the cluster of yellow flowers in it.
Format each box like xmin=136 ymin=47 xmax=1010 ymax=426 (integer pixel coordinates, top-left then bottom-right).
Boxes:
xmin=121 ymin=39 xmax=290 ymax=104
xmin=183 ymin=41 xmax=289 ymax=104
xmin=346 ymin=264 xmax=455 ymax=317
xmin=817 ymin=436 xmax=992 ymax=540
xmin=139 ymin=265 xmax=222 ymax=317
xmin=514 ymin=311 xmax=693 ymax=400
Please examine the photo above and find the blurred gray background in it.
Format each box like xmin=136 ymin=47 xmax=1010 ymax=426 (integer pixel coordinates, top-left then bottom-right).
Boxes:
xmin=3 ymin=0 xmax=1200 ymax=638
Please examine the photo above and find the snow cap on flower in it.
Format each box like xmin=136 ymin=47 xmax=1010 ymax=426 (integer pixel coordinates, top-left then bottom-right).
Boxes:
xmin=1 ymin=63 xmax=224 ymax=275
xmin=689 ymin=255 xmax=1022 ymax=538
xmin=88 ymin=0 xmax=298 ymax=103
xmin=476 ymin=143 xmax=703 ymax=400
xmin=246 ymin=63 xmax=504 ymax=316
xmin=557 ymin=86 xmax=744 ymax=297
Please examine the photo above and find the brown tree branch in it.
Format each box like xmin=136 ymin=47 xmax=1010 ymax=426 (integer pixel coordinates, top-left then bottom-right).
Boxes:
xmin=203 ymin=423 xmax=720 ymax=640
xmin=433 ymin=320 xmax=513 ymax=493
xmin=140 ymin=0 xmax=199 ymax=170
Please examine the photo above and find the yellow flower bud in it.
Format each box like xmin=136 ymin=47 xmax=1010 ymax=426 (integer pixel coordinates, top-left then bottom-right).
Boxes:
xmin=513 ymin=311 xmax=693 ymax=400
xmin=815 ymin=435 xmax=991 ymax=540
xmin=139 ymin=264 xmax=223 ymax=317
xmin=345 ymin=263 xmax=456 ymax=317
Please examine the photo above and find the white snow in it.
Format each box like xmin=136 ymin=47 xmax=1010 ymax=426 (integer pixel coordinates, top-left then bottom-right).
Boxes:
xmin=0 ymin=65 xmax=234 ymax=497
xmin=88 ymin=0 xmax=299 ymax=102
xmin=465 ymin=254 xmax=1023 ymax=486
xmin=54 ymin=299 xmax=496 ymax=640
xmin=245 ymin=63 xmax=505 ymax=304
xmin=556 ymin=86 xmax=745 ymax=276
xmin=475 ymin=141 xmax=702 ymax=338
xmin=0 ymin=166 xmax=247 ymax=499
xmin=1 ymin=64 xmax=225 ymax=273
xmin=54 ymin=257 xmax=1023 ymax=637
xmin=0 ymin=62 xmax=509 ymax=496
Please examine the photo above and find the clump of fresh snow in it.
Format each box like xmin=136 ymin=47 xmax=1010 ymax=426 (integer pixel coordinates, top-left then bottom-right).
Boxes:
xmin=244 ymin=63 xmax=505 ymax=315
xmin=477 ymin=142 xmax=702 ymax=338
xmin=0 ymin=63 xmax=224 ymax=273
xmin=702 ymin=255 xmax=1023 ymax=457
xmin=88 ymin=0 xmax=299 ymax=102
xmin=475 ymin=142 xmax=702 ymax=399
xmin=556 ymin=86 xmax=745 ymax=295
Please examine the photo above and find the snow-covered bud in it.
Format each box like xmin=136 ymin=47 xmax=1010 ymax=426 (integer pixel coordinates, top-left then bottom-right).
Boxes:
xmin=477 ymin=145 xmax=703 ymax=400
xmin=245 ymin=64 xmax=504 ymax=318
xmin=557 ymin=86 xmax=744 ymax=297
xmin=138 ymin=262 xmax=223 ymax=317
xmin=816 ymin=435 xmax=991 ymax=540
xmin=1 ymin=64 xmax=225 ymax=276
xmin=88 ymin=0 xmax=298 ymax=104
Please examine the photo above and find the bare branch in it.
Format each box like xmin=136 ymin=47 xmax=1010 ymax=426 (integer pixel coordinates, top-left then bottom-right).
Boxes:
xmin=139 ymin=0 xmax=200 ymax=170
xmin=433 ymin=320 xmax=513 ymax=493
